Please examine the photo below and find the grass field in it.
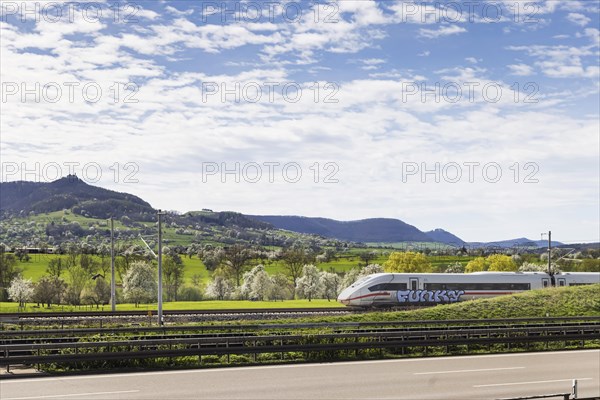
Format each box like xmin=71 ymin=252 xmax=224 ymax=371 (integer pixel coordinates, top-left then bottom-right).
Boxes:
xmin=15 ymin=252 xmax=475 ymax=285
xmin=0 ymin=299 xmax=343 ymax=313
xmin=18 ymin=253 xmax=384 ymax=284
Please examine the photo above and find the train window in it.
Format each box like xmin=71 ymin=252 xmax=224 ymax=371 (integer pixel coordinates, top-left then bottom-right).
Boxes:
xmin=368 ymin=283 xmax=408 ymax=292
xmin=384 ymin=283 xmax=407 ymax=290
xmin=558 ymin=280 xmax=565 ymax=287
xmin=424 ymin=283 xmax=531 ymax=291
xmin=543 ymin=280 xmax=549 ymax=288
xmin=424 ymin=283 xmax=446 ymax=290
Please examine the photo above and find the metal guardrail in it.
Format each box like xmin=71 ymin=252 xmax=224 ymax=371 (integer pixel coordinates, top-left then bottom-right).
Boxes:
xmin=2 ymin=322 xmax=599 ymax=370
xmin=496 ymin=393 xmax=571 ymax=400
xmin=2 ymin=318 xmax=599 ymax=349
xmin=496 ymin=379 xmax=594 ymax=400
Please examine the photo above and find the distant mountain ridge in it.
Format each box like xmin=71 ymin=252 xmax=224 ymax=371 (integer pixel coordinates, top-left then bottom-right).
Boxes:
xmin=468 ymin=237 xmax=564 ymax=248
xmin=0 ymin=177 xmax=569 ymax=247
xmin=249 ymin=215 xmax=432 ymax=243
xmin=425 ymin=228 xmax=466 ymax=245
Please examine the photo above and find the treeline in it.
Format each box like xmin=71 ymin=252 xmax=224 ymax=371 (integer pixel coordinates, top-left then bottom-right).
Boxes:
xmin=2 ymin=243 xmax=598 ymax=309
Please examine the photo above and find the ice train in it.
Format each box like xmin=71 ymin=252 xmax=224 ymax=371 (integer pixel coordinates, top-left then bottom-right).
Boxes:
xmin=337 ymin=271 xmax=600 ymax=308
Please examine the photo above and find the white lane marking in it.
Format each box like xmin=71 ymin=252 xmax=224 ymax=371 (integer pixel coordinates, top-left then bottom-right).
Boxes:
xmin=474 ymin=378 xmax=592 ymax=388
xmin=415 ymin=367 xmax=525 ymax=375
xmin=3 ymin=390 xmax=139 ymax=400
xmin=2 ymin=349 xmax=598 ymax=384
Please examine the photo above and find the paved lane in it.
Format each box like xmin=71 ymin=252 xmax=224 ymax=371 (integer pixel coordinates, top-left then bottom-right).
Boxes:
xmin=1 ymin=350 xmax=598 ymax=399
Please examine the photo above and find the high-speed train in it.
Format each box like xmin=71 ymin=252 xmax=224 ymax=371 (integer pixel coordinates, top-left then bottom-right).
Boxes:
xmin=337 ymin=271 xmax=600 ymax=308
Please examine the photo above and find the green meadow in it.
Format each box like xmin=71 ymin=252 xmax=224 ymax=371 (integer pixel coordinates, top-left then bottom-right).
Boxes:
xmin=0 ymin=299 xmax=343 ymax=313
xmin=14 ymin=252 xmax=475 ymax=285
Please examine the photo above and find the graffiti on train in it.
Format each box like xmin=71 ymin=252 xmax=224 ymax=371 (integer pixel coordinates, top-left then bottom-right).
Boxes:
xmin=397 ymin=289 xmax=465 ymax=303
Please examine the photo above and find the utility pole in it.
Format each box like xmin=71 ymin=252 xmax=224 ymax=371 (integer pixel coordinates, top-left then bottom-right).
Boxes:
xmin=547 ymin=230 xmax=551 ymax=276
xmin=541 ymin=230 xmax=552 ymax=276
xmin=157 ymin=210 xmax=165 ymax=326
xmin=110 ymin=217 xmax=116 ymax=312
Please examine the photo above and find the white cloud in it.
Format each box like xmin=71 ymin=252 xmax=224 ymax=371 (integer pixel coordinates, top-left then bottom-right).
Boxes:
xmin=361 ymin=58 xmax=386 ymax=65
xmin=165 ymin=5 xmax=194 ymax=17
xmin=508 ymin=64 xmax=535 ymax=76
xmin=509 ymin=33 xmax=600 ymax=79
xmin=418 ymin=25 xmax=467 ymax=39
xmin=1 ymin=1 xmax=599 ymax=242
xmin=566 ymin=12 xmax=591 ymax=26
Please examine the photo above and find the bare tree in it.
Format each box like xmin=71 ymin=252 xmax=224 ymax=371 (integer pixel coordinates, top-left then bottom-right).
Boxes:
xmin=223 ymin=245 xmax=253 ymax=287
xmin=282 ymin=247 xmax=312 ymax=297
xmin=33 ymin=276 xmax=66 ymax=308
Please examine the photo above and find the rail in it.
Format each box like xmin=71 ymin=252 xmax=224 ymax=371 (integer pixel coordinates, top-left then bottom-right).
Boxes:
xmin=0 ymin=307 xmax=349 ymax=320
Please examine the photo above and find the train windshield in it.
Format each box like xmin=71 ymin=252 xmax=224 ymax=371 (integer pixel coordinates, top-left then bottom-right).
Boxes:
xmin=349 ymin=274 xmax=378 ymax=288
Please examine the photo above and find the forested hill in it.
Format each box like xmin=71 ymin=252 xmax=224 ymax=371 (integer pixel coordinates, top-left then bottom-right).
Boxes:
xmin=0 ymin=175 xmax=154 ymax=218
xmin=248 ymin=216 xmax=433 ymax=243
xmin=0 ymin=177 xmax=565 ymax=248
xmin=425 ymin=229 xmax=466 ymax=245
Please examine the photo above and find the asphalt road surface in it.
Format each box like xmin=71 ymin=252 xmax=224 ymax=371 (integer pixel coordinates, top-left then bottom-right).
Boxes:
xmin=1 ymin=350 xmax=599 ymax=400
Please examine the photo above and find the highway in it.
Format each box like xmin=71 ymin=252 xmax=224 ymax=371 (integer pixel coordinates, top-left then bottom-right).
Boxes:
xmin=1 ymin=350 xmax=598 ymax=399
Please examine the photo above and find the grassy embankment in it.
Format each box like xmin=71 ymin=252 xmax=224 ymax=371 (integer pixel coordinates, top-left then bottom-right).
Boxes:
xmin=295 ymin=284 xmax=600 ymax=324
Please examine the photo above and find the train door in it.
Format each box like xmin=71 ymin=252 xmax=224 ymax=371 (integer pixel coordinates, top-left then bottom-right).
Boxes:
xmin=409 ymin=278 xmax=419 ymax=291
xmin=556 ymin=277 xmax=566 ymax=287
xmin=542 ymin=278 xmax=550 ymax=288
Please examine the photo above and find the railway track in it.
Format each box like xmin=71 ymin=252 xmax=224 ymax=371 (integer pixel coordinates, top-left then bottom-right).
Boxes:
xmin=0 ymin=307 xmax=352 ymax=323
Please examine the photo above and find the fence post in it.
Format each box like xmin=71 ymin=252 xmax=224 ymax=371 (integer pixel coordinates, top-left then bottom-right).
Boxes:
xmin=572 ymin=379 xmax=578 ymax=399
xmin=5 ymin=348 xmax=9 ymax=373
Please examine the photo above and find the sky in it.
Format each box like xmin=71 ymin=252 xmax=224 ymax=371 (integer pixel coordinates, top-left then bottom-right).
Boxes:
xmin=0 ymin=0 xmax=599 ymax=243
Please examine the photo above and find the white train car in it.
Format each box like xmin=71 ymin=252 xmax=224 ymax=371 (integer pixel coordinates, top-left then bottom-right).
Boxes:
xmin=337 ymin=271 xmax=600 ymax=308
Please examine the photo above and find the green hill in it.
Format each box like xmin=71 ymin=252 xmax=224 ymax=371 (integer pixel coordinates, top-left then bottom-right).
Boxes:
xmin=314 ymin=284 xmax=600 ymax=323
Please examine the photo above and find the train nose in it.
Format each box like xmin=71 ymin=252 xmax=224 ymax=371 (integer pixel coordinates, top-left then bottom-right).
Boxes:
xmin=338 ymin=297 xmax=350 ymax=305
xmin=338 ymin=286 xmax=357 ymax=306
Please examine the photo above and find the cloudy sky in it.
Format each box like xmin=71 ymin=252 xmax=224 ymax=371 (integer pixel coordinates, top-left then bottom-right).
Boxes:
xmin=1 ymin=0 xmax=599 ymax=242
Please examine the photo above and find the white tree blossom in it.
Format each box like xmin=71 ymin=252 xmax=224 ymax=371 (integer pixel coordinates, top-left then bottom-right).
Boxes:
xmin=240 ymin=265 xmax=277 ymax=301
xmin=519 ymin=262 xmax=560 ymax=274
xmin=8 ymin=277 xmax=34 ymax=307
xmin=123 ymin=261 xmax=157 ymax=306
xmin=206 ymin=276 xmax=233 ymax=300
xmin=320 ymin=271 xmax=341 ymax=301
xmin=444 ymin=262 xmax=465 ymax=273
xmin=240 ymin=265 xmax=263 ymax=299
xmin=250 ymin=268 xmax=274 ymax=301
xmin=296 ymin=264 xmax=324 ymax=301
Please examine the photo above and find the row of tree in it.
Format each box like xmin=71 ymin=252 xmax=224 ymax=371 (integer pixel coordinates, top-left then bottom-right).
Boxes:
xmin=3 ymin=246 xmax=592 ymax=308
xmin=6 ymin=261 xmax=384 ymax=307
